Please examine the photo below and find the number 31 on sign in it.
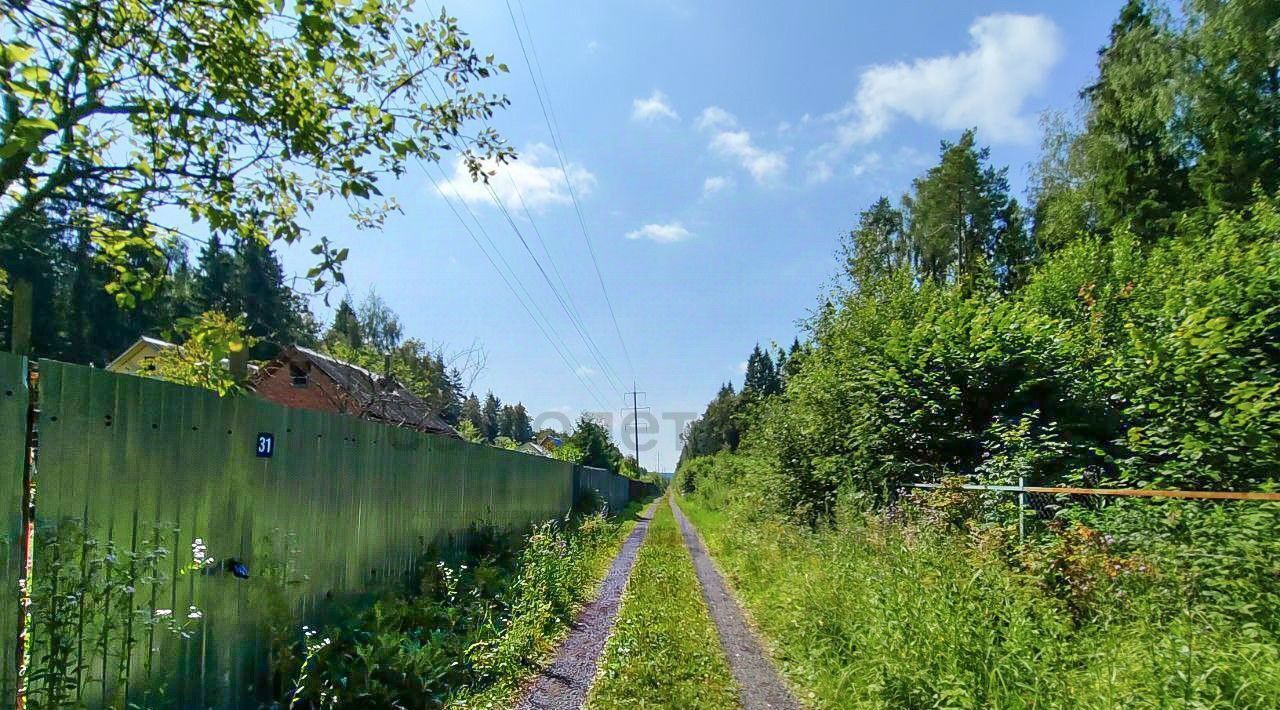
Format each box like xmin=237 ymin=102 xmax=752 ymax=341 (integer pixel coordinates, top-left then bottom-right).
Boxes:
xmin=256 ymin=432 xmax=275 ymax=458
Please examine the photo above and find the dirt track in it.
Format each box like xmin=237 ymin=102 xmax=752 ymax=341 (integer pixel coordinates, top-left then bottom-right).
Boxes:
xmin=513 ymin=501 xmax=658 ymax=710
xmin=670 ymin=497 xmax=801 ymax=710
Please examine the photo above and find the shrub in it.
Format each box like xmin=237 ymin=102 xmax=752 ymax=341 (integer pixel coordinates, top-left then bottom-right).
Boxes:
xmin=678 ymin=455 xmax=1280 ymax=708
xmin=279 ymin=510 xmax=629 ymax=708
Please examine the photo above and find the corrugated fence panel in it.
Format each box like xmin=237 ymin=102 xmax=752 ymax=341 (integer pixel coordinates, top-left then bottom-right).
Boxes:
xmin=574 ymin=465 xmax=631 ymax=514
xmin=0 ymin=351 xmax=27 ymax=701
xmin=31 ymin=358 xmax=574 ymax=708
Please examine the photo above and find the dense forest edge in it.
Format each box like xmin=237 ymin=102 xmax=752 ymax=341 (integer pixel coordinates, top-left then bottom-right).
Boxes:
xmin=675 ymin=1 xmax=1280 ymax=705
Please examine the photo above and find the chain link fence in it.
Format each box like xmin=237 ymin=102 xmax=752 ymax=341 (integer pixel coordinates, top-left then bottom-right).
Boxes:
xmin=897 ymin=480 xmax=1280 ymax=541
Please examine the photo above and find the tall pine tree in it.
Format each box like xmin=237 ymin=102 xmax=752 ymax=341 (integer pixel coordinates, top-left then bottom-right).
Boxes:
xmin=482 ymin=392 xmax=501 ymax=442
xmin=461 ymin=393 xmax=484 ymax=433
xmin=1079 ymin=0 xmax=1191 ymax=241
xmin=743 ymin=344 xmax=781 ymax=397
xmin=325 ymin=297 xmax=363 ymax=349
xmin=903 ymin=129 xmax=1014 ymax=286
xmin=511 ymin=403 xmax=533 ymax=443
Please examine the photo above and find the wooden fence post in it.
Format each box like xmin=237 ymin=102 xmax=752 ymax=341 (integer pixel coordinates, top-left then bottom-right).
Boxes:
xmin=9 ymin=277 xmax=36 ymax=709
xmin=10 ymin=278 xmax=32 ymax=356
xmin=14 ymin=362 xmax=37 ymax=710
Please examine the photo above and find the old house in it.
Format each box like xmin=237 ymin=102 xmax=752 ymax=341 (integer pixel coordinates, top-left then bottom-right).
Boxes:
xmin=251 ymin=345 xmax=460 ymax=438
xmin=518 ymin=441 xmax=552 ymax=457
xmin=108 ymin=335 xmax=259 ymax=376
xmin=106 ymin=335 xmax=174 ymax=374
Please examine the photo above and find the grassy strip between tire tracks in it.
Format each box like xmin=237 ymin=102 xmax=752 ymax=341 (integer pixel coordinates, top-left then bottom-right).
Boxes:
xmin=587 ymin=497 xmax=739 ymax=709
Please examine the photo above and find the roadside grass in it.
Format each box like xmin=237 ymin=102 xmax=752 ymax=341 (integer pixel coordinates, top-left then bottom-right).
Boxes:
xmin=454 ymin=498 xmax=654 ymax=709
xmin=587 ymin=497 xmax=739 ymax=709
xmin=278 ymin=496 xmax=654 ymax=709
xmin=680 ymin=494 xmax=1280 ymax=710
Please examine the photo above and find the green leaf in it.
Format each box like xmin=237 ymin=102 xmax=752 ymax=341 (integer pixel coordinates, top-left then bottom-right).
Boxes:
xmin=15 ymin=117 xmax=57 ymax=133
xmin=1 ymin=44 xmax=35 ymax=64
xmin=19 ymin=66 xmax=51 ymax=83
xmin=0 ymin=139 xmax=26 ymax=158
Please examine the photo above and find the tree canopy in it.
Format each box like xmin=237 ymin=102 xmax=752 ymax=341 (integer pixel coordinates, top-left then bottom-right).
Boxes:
xmin=1 ymin=0 xmax=512 ymax=304
xmin=679 ymin=0 xmax=1280 ymax=526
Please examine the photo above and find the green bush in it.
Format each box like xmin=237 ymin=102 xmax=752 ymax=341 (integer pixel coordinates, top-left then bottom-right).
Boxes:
xmin=733 ymin=194 xmax=1280 ymax=525
xmin=678 ymin=457 xmax=1280 ymax=709
xmin=279 ymin=509 xmax=634 ymax=709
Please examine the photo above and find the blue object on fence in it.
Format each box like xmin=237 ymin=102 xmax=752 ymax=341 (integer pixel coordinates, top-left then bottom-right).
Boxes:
xmin=227 ymin=559 xmax=250 ymax=579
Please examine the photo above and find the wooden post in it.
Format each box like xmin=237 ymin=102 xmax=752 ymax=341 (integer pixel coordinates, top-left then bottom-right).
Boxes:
xmin=9 ymin=277 xmax=35 ymax=708
xmin=14 ymin=363 xmax=37 ymax=710
xmin=1017 ymin=476 xmax=1026 ymax=544
xmin=228 ymin=347 xmax=248 ymax=384
xmin=10 ymin=278 xmax=32 ymax=355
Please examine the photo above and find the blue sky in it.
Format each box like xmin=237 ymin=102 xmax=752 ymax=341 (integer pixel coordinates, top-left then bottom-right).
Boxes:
xmin=278 ymin=0 xmax=1124 ymax=471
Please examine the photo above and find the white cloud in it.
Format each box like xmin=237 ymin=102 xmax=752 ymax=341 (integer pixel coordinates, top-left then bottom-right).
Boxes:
xmin=702 ymin=175 xmax=734 ymax=195
xmin=710 ymin=130 xmax=787 ymax=183
xmin=435 ymin=143 xmax=595 ymax=212
xmin=696 ymin=106 xmax=787 ymax=184
xmin=575 ymin=365 xmax=597 ymax=377
xmin=586 ymin=39 xmax=599 ymax=53
xmin=695 ymin=106 xmax=737 ymax=131
xmin=851 ymin=152 xmax=882 ymax=177
xmin=808 ymin=160 xmax=835 ymax=185
xmin=632 ymin=90 xmax=679 ymax=122
xmin=832 ymin=14 xmax=1062 ymax=145
xmin=625 ymin=222 xmax=692 ymax=243
xmin=737 ymin=361 xmax=748 ymax=374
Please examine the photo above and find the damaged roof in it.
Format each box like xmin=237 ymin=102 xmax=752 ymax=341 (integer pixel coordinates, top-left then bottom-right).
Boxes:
xmin=260 ymin=345 xmax=460 ymax=439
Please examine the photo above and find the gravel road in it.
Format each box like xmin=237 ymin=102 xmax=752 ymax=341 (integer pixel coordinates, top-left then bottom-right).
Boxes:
xmin=670 ymin=497 xmax=802 ymax=710
xmin=513 ymin=500 xmax=658 ymax=710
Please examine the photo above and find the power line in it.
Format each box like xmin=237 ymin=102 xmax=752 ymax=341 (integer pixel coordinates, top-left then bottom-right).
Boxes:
xmin=402 ymin=27 xmax=626 ymax=402
xmin=479 ymin=178 xmax=628 ymax=399
xmin=501 ymin=171 xmax=629 ymax=395
xmin=392 ymin=21 xmax=626 ymax=407
xmin=503 ymin=0 xmax=637 ymax=381
xmin=420 ymin=161 xmax=614 ymax=411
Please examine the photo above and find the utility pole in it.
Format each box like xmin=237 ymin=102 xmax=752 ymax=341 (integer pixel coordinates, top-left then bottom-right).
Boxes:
xmin=624 ymin=384 xmax=648 ymax=471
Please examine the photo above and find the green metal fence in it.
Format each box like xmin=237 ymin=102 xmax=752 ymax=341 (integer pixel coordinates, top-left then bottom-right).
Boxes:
xmin=1 ymin=357 xmax=643 ymax=708
xmin=575 ymin=465 xmax=631 ymax=514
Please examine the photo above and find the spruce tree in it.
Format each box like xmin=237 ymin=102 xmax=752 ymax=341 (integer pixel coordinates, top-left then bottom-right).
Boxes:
xmin=440 ymin=368 xmax=465 ymax=425
xmin=1080 ymin=0 xmax=1191 ymax=241
xmin=498 ymin=404 xmax=517 ymax=440
xmin=236 ymin=238 xmax=300 ymax=354
xmin=482 ymin=392 xmax=501 ymax=442
xmin=196 ymin=235 xmax=239 ymax=314
xmin=461 ymin=394 xmax=484 ymax=433
xmin=326 ymin=297 xmax=363 ymax=349
xmin=744 ymin=344 xmax=781 ymax=396
xmin=512 ymin=403 xmax=534 ymax=443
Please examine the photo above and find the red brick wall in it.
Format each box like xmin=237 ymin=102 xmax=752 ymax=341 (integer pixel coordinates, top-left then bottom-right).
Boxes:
xmin=252 ymin=360 xmax=350 ymax=415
